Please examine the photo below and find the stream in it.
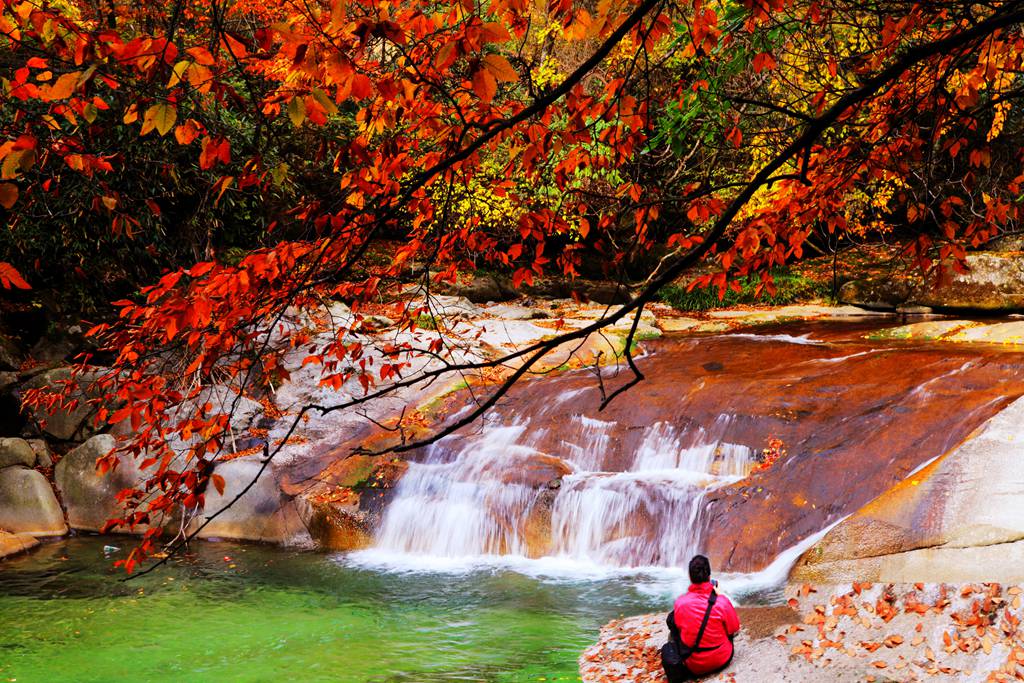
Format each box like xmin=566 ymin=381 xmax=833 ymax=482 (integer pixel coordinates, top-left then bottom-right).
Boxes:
xmin=3 ymin=320 xmax=1024 ymax=681
xmin=0 ymin=536 xmax=683 ymax=682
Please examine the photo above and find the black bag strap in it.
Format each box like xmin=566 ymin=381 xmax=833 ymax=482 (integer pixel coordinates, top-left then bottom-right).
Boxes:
xmin=687 ymin=591 xmax=718 ymax=654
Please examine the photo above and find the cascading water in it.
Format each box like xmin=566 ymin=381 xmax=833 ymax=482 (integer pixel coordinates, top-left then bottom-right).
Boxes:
xmin=549 ymin=416 xmax=751 ymax=567
xmin=371 ymin=411 xmax=752 ymax=568
xmin=357 ymin=323 xmax=1024 ymax=578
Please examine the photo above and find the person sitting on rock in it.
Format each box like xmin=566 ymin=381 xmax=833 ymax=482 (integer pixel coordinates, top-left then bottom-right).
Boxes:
xmin=661 ymin=554 xmax=740 ymax=682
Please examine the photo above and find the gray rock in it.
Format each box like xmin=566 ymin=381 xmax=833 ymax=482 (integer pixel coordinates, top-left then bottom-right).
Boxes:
xmin=409 ymin=295 xmax=483 ymax=320
xmin=844 ymin=253 xmax=1024 ymax=312
xmin=197 ymin=457 xmax=309 ymax=544
xmin=0 ymin=437 xmax=35 ymax=468
xmin=0 ymin=334 xmax=22 ymax=371
xmin=0 ymin=371 xmax=17 ymax=393
xmin=913 ymin=252 xmax=1024 ymax=311
xmin=25 ymin=439 xmax=52 ymax=467
xmin=895 ymin=305 xmax=934 ymax=314
xmin=361 ymin=315 xmax=395 ymax=330
xmin=169 ymin=385 xmax=263 ymax=435
xmin=484 ymin=304 xmax=549 ymax=320
xmin=518 ymin=278 xmax=635 ymax=304
xmin=576 ymin=281 xmax=633 ymax=305
xmin=28 ymin=333 xmax=76 ymax=364
xmin=55 ymin=435 xmax=144 ymax=532
xmin=987 ymin=233 xmax=1024 ymax=251
xmin=0 ymin=466 xmax=67 ymax=536
xmin=838 ymin=278 xmax=911 ymax=310
xmin=21 ymin=367 xmax=104 ymax=441
xmin=456 ymin=274 xmax=517 ymax=303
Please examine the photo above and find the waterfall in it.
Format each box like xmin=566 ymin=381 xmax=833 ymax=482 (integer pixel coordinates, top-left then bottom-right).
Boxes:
xmin=372 ymin=423 xmax=542 ymax=556
xmin=371 ymin=411 xmax=752 ymax=568
xmin=353 ymin=326 xmax=1024 ymax=579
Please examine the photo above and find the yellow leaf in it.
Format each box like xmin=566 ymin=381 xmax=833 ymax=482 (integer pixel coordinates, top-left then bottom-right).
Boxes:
xmin=482 ymin=54 xmax=518 ymax=82
xmin=0 ymin=183 xmax=17 ymax=209
xmin=215 ymin=176 xmax=234 ymax=205
xmin=168 ymin=60 xmax=190 ymax=88
xmin=287 ymin=96 xmax=306 ymax=127
xmin=312 ymin=88 xmax=338 ymax=116
xmin=142 ymin=103 xmax=177 ymax=136
xmin=272 ymin=162 xmax=289 ymax=186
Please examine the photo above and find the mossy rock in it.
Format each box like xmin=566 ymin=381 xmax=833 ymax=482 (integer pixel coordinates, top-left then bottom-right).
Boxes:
xmin=865 ymin=320 xmax=980 ymax=341
xmin=330 ymin=455 xmax=382 ymax=488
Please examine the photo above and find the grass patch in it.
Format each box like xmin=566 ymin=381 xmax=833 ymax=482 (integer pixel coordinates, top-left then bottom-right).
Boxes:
xmin=657 ymin=270 xmax=830 ymax=312
xmin=414 ymin=313 xmax=438 ymax=330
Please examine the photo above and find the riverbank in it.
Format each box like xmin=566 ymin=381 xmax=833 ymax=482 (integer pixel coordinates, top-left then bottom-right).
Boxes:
xmin=581 ymin=582 xmax=1024 ymax=682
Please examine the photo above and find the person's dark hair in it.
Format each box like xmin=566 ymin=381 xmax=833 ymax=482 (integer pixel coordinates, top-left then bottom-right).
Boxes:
xmin=689 ymin=555 xmax=711 ymax=584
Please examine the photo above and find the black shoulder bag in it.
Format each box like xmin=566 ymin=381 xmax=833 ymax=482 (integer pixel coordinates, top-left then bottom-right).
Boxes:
xmin=661 ymin=591 xmax=718 ymax=683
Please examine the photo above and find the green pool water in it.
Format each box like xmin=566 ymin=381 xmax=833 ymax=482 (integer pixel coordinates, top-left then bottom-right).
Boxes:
xmin=0 ymin=537 xmax=680 ymax=683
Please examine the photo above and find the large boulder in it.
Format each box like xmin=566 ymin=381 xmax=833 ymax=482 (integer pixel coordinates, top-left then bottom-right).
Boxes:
xmin=54 ymin=434 xmax=144 ymax=532
xmin=197 ymin=457 xmax=310 ymax=544
xmin=456 ymin=273 xmax=517 ymax=303
xmin=305 ymin=500 xmax=374 ymax=551
xmin=0 ymin=437 xmax=36 ymax=468
xmin=521 ymin=278 xmax=633 ymax=304
xmin=25 ymin=439 xmax=52 ymax=467
xmin=21 ymin=367 xmax=104 ymax=440
xmin=794 ymin=396 xmax=1024 ymax=583
xmin=178 ymin=385 xmax=263 ymax=433
xmin=844 ymin=253 xmax=1024 ymax=312
xmin=0 ymin=333 xmax=22 ymax=371
xmin=914 ymin=252 xmax=1024 ymax=310
xmin=0 ymin=467 xmax=67 ymax=536
xmin=838 ymin=278 xmax=912 ymax=310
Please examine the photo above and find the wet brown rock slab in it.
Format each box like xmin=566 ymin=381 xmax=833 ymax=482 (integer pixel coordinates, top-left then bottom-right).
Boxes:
xmin=285 ymin=315 xmax=1024 ymax=570
xmin=491 ymin=325 xmax=1024 ymax=572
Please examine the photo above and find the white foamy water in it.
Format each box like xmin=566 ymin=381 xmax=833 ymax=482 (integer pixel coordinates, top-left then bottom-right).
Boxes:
xmin=342 ymin=520 xmax=844 ymax=605
xmin=721 ymin=332 xmax=822 ymax=345
xmin=633 ymin=516 xmax=849 ymax=603
xmin=372 ymin=423 xmax=542 ymax=556
xmin=370 ymin=409 xmax=755 ymax=571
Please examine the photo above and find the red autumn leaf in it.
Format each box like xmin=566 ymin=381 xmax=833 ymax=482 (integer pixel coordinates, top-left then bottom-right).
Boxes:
xmin=752 ymin=52 xmax=777 ymax=73
xmin=0 ymin=262 xmax=29 ymax=290
xmin=472 ymin=67 xmax=497 ymax=102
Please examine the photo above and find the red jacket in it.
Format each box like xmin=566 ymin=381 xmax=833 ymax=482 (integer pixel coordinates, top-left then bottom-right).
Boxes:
xmin=672 ymin=582 xmax=741 ymax=675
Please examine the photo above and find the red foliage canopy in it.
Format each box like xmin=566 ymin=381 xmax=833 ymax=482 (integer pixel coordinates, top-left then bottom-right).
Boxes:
xmin=6 ymin=0 xmax=1024 ymax=571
